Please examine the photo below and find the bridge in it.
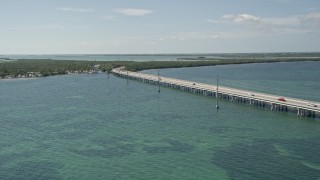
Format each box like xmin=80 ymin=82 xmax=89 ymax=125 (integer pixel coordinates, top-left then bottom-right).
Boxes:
xmin=112 ymin=67 xmax=320 ymax=118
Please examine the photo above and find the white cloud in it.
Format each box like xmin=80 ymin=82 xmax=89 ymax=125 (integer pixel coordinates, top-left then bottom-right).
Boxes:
xmin=304 ymin=12 xmax=320 ymax=23
xmin=114 ymin=8 xmax=155 ymax=16
xmin=209 ymin=35 xmax=220 ymax=39
xmin=263 ymin=17 xmax=301 ymax=26
xmin=222 ymin=13 xmax=261 ymax=23
xmin=207 ymin=12 xmax=320 ymax=37
xmin=57 ymin=7 xmax=94 ymax=13
xmin=215 ymin=12 xmax=320 ymax=27
xmin=102 ymin=15 xmax=116 ymax=20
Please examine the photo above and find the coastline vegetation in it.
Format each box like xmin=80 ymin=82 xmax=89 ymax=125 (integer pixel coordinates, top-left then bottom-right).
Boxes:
xmin=1 ymin=55 xmax=320 ymax=79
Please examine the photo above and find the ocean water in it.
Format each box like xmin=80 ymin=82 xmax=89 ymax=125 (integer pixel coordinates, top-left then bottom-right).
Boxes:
xmin=144 ymin=61 xmax=320 ymax=102
xmin=0 ymin=61 xmax=320 ymax=179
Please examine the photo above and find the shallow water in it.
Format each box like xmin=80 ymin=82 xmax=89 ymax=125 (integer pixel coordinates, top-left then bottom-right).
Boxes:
xmin=0 ymin=61 xmax=319 ymax=179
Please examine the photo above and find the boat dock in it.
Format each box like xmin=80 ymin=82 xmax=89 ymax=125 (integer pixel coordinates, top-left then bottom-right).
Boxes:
xmin=112 ymin=67 xmax=320 ymax=118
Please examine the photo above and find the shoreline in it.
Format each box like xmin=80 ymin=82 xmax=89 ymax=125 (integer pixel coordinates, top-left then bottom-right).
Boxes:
xmin=1 ymin=58 xmax=320 ymax=80
xmin=0 ymin=71 xmax=102 ymax=80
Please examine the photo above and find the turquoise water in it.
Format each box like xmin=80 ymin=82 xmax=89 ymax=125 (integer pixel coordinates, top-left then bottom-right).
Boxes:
xmin=145 ymin=61 xmax=320 ymax=102
xmin=0 ymin=62 xmax=320 ymax=179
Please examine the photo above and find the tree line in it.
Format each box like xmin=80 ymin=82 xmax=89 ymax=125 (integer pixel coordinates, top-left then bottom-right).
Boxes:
xmin=1 ymin=57 xmax=320 ymax=78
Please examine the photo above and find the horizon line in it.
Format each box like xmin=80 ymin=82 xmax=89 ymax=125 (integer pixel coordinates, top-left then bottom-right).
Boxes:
xmin=1 ymin=51 xmax=320 ymax=56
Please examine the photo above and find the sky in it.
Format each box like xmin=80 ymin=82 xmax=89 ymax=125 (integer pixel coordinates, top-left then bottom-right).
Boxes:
xmin=0 ymin=0 xmax=320 ymax=54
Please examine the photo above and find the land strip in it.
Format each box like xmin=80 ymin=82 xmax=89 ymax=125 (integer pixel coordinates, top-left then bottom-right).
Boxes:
xmin=1 ymin=54 xmax=320 ymax=79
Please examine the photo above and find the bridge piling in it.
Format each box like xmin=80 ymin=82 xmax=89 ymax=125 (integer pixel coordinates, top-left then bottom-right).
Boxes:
xmin=112 ymin=67 xmax=319 ymax=118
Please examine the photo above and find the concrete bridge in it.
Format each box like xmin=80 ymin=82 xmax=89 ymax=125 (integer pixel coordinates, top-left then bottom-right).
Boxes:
xmin=112 ymin=67 xmax=320 ymax=118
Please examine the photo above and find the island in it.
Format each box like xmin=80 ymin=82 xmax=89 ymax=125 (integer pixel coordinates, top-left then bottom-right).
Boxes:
xmin=1 ymin=52 xmax=320 ymax=79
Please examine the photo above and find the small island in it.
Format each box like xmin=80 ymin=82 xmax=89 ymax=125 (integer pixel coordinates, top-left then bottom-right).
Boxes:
xmin=1 ymin=52 xmax=320 ymax=79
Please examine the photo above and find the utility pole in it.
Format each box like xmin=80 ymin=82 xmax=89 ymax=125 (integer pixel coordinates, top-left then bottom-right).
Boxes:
xmin=158 ymin=69 xmax=160 ymax=93
xmin=216 ymin=75 xmax=219 ymax=109
xmin=127 ymin=71 xmax=129 ymax=84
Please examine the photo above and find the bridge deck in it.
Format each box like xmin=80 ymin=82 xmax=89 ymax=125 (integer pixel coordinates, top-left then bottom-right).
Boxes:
xmin=112 ymin=67 xmax=320 ymax=116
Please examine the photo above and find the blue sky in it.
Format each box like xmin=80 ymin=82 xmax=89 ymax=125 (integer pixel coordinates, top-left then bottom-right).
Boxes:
xmin=0 ymin=0 xmax=319 ymax=54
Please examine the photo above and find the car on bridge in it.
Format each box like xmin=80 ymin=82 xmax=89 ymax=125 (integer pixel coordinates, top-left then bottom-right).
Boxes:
xmin=307 ymin=103 xmax=317 ymax=107
xmin=278 ymin=97 xmax=286 ymax=102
